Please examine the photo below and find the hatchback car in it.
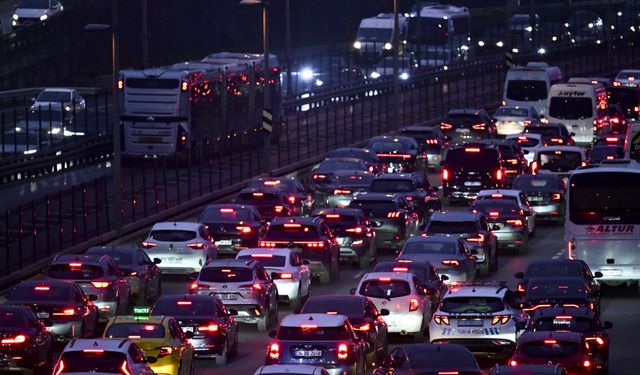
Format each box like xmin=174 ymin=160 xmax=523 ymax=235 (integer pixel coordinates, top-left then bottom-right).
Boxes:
xmin=141 ymin=221 xmax=217 ymax=274
xmin=44 ymin=254 xmax=132 ymax=321
xmin=471 ymin=199 xmax=530 ymax=254
xmin=475 ymin=189 xmax=537 ymax=235
xmin=12 ymin=0 xmax=63 ymax=29
xmin=197 ymin=204 xmax=266 ymax=255
xmin=324 ymin=170 xmax=375 ymax=208
xmin=373 ymin=260 xmax=447 ymax=307
xmin=365 ymin=136 xmax=420 ymax=173
xmin=512 ymin=173 xmax=566 ymax=223
xmin=0 ymin=305 xmax=54 ymax=373
xmin=189 ymin=259 xmax=279 ymax=331
xmin=372 ymin=343 xmax=483 ymax=375
xmin=29 ymin=88 xmax=84 ymax=112
xmin=587 ymin=144 xmax=625 ymax=163
xmin=493 ymin=106 xmax=542 ymax=136
xmin=235 ymin=188 xmax=300 ymax=221
xmin=53 ymin=339 xmax=156 ymax=375
xmin=521 ymin=277 xmax=600 ymax=316
xmin=311 ymin=158 xmax=369 ymax=193
xmin=441 ymin=108 xmax=496 ymax=143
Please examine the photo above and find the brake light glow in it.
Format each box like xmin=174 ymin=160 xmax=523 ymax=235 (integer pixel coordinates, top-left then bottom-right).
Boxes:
xmin=442 ymin=259 xmax=460 ymax=266
xmin=438 ymin=372 xmax=460 ymax=375
xmin=326 ymin=214 xmax=340 ymax=219
xmin=141 ymin=241 xmax=157 ymax=249
xmin=387 ymin=212 xmax=401 ymax=218
xmin=471 ymin=123 xmax=486 ymax=130
xmin=34 ymin=286 xmax=50 ymax=291
xmin=433 ymin=315 xmax=450 ymax=325
xmin=393 ymin=267 xmax=408 ymax=272
xmin=313 ymin=174 xmax=327 ymax=180
xmin=551 ymin=193 xmax=562 ymax=201
xmin=252 ymin=192 xmax=264 ymax=197
xmin=506 ymin=219 xmax=524 ymax=227
xmin=91 ymin=282 xmax=110 ymax=288
xmin=121 ymin=360 xmax=132 ymax=375
xmin=52 ymin=308 xmax=75 ymax=316
xmin=465 ymin=147 xmax=481 ymax=153
xmin=69 ymin=262 xmax=82 ymax=268
xmin=158 ymin=347 xmax=173 ymax=358
xmin=550 ymin=138 xmax=564 ymax=144
xmin=379 ymin=277 xmax=391 ymax=282
xmin=268 ymin=342 xmax=280 ymax=360
xmin=489 ymin=211 xmax=499 ymax=218
xmin=236 ymin=226 xmax=253 ymax=234
xmin=531 ymin=161 xmax=538 ymax=175
xmin=263 ymin=180 xmax=280 ymax=186
xmin=376 ymin=153 xmax=412 ymax=159
xmin=288 ymin=196 xmax=296 ymax=204
xmin=523 ymin=303 xmax=551 ymax=312
xmin=220 ymin=208 xmax=235 ymax=213
xmin=440 ymin=122 xmax=453 ymax=130
xmin=181 ymin=81 xmax=189 ymax=91
xmin=491 ymin=315 xmax=511 ymax=325
xmin=409 ymin=298 xmax=419 ymax=311
xmin=425 ymin=139 xmax=439 ymax=144
xmin=274 ymin=206 xmax=284 ymax=213
xmin=613 ymin=81 xmax=621 ymax=86
xmin=199 ymin=324 xmax=219 ymax=332
xmin=251 ymin=253 xmax=273 ymax=258
xmin=83 ymin=349 xmax=105 ymax=354
xmin=517 ymin=284 xmax=525 ymax=293
xmin=1 ymin=335 xmax=26 ymax=344
xmin=467 ymin=234 xmax=485 ymax=243
xmin=442 ymin=168 xmax=449 ymax=181
xmin=143 ymin=325 xmax=156 ymax=331
xmin=523 ymin=119 xmax=532 ymax=126
xmin=306 ymin=242 xmax=325 ymax=248
xmin=496 ymin=169 xmax=503 ymax=181
xmin=509 ymin=360 xmax=517 ymax=366
xmin=611 ymin=117 xmax=620 ymax=124
xmin=259 ymin=241 xmax=277 ymax=247
xmin=606 ymin=137 xmax=618 ymax=142
xmin=354 ymin=323 xmax=370 ymax=331
xmin=279 ymin=273 xmax=293 ymax=279
xmin=544 ymin=339 xmax=557 ymax=344
xmin=337 ymin=343 xmax=349 ymax=360
xmin=583 ymin=360 xmax=592 ymax=368
xmin=346 ymin=227 xmax=363 ymax=234
xmin=252 ymin=283 xmax=263 ymax=290
xmin=333 ymin=189 xmax=352 ymax=195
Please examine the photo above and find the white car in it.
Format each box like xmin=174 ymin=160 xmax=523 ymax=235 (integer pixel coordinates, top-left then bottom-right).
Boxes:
xmin=30 ymin=88 xmax=86 ymax=113
xmin=531 ymin=145 xmax=587 ymax=179
xmin=429 ymin=282 xmax=528 ymax=359
xmin=12 ymin=0 xmax=63 ymax=29
xmin=493 ymin=106 xmax=541 ymax=136
xmin=236 ymin=248 xmax=311 ymax=309
xmin=254 ymin=365 xmax=330 ymax=375
xmin=475 ymin=189 xmax=536 ymax=235
xmin=506 ymin=133 xmax=545 ymax=165
xmin=141 ymin=222 xmax=217 ymax=274
xmin=352 ymin=271 xmax=430 ymax=341
xmin=613 ymin=69 xmax=640 ymax=88
xmin=53 ymin=339 xmax=155 ymax=375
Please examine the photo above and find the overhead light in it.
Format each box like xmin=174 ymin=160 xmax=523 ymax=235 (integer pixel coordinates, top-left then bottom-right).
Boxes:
xmin=477 ymin=40 xmax=485 ymax=47
xmin=399 ymin=72 xmax=409 ymax=80
xmin=384 ymin=42 xmax=392 ymax=50
xmin=39 ymin=14 xmax=48 ymax=21
xmin=370 ymin=71 xmax=381 ymax=79
xmin=537 ymin=47 xmax=546 ymax=55
xmin=496 ymin=41 xmax=504 ymax=48
xmin=300 ymin=68 xmax=314 ymax=81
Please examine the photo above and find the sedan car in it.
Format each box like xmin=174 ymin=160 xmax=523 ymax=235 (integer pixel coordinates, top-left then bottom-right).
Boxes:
xmin=235 ymin=188 xmax=299 ymax=221
xmin=323 ymin=170 xmax=375 ymax=208
xmin=12 ymin=0 xmax=64 ymax=29
xmin=197 ymin=204 xmax=266 ymax=255
xmin=399 ymin=124 xmax=448 ymax=169
xmin=53 ymin=339 xmax=155 ymax=375
xmin=311 ymin=158 xmax=368 ymax=193
xmin=0 ymin=305 xmax=54 ymax=373
xmin=475 ymin=189 xmax=536 ymax=235
xmin=151 ymin=294 xmax=239 ymax=365
xmin=440 ymin=108 xmax=496 ymax=144
xmin=300 ymin=295 xmax=389 ymax=365
xmin=365 ymin=136 xmax=420 ymax=173
xmin=141 ymin=221 xmax=217 ymax=274
xmin=236 ymin=248 xmax=311 ymax=309
xmin=471 ymin=199 xmax=530 ymax=254
xmin=29 ymin=88 xmax=84 ymax=113
xmin=86 ymin=246 xmax=162 ymax=305
xmin=521 ymin=277 xmax=600 ymax=316
xmin=6 ymin=279 xmax=99 ymax=342
xmin=512 ymin=173 xmax=566 ymax=223
xmin=248 ymin=177 xmax=314 ymax=214
xmin=372 ymin=343 xmax=483 ymax=375
xmin=493 ymin=105 xmax=541 ymax=136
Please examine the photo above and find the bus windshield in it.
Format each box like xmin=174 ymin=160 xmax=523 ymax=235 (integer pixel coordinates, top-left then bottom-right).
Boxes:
xmin=506 ymin=80 xmax=547 ymax=101
xmin=549 ymin=97 xmax=593 ymax=120
xmin=569 ymin=172 xmax=640 ymax=224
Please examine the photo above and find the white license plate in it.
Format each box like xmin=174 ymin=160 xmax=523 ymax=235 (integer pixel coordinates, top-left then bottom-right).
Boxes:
xmin=216 ymin=240 xmax=232 ymax=246
xmin=528 ymin=196 xmax=544 ymax=202
xmin=456 ymin=128 xmax=470 ymax=133
xmin=601 ymin=269 xmax=622 ymax=276
xmin=215 ymin=293 xmax=237 ymax=300
xmin=295 ymin=349 xmax=322 ymax=357
xmin=464 ymin=181 xmax=482 ymax=186
xmin=37 ymin=312 xmax=49 ymax=319
xmin=162 ymin=257 xmax=182 ymax=263
xmin=182 ymin=326 xmax=194 ymax=332
xmin=458 ymin=319 xmax=484 ymax=327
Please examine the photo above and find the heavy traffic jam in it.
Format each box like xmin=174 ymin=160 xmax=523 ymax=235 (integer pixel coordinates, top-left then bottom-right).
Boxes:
xmin=1 ymin=59 xmax=639 ymax=375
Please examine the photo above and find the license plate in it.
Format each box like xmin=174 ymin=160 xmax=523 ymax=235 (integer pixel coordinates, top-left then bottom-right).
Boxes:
xmin=456 ymin=128 xmax=470 ymax=133
xmin=458 ymin=319 xmax=484 ymax=327
xmin=464 ymin=181 xmax=482 ymax=186
xmin=528 ymin=196 xmax=544 ymax=202
xmin=295 ymin=349 xmax=322 ymax=357
xmin=162 ymin=257 xmax=182 ymax=263
xmin=216 ymin=240 xmax=232 ymax=246
xmin=139 ymin=136 xmax=162 ymax=143
xmin=601 ymin=269 xmax=622 ymax=276
xmin=37 ymin=312 xmax=49 ymax=319
xmin=493 ymin=223 xmax=503 ymax=229
xmin=215 ymin=293 xmax=237 ymax=300
xmin=182 ymin=326 xmax=194 ymax=332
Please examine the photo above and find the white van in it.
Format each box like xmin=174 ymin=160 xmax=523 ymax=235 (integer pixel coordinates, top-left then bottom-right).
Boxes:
xmin=502 ymin=62 xmax=563 ymax=116
xmin=547 ymin=80 xmax=608 ymax=145
xmin=353 ymin=13 xmax=407 ymax=58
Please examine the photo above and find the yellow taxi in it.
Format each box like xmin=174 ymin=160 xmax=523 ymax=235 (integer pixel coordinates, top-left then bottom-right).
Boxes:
xmin=103 ymin=314 xmax=194 ymax=375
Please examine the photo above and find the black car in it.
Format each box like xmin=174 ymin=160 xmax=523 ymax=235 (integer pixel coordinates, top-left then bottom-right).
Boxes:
xmin=606 ymin=85 xmax=640 ymax=121
xmin=526 ymin=307 xmax=612 ymax=373
xmin=348 ymin=192 xmax=420 ymax=250
xmin=0 ymin=305 xmax=54 ymax=372
xmin=470 ymin=199 xmax=529 ymax=254
xmin=313 ymin=208 xmax=377 ymax=269
xmin=326 ymin=147 xmax=382 ymax=174
xmin=368 ymin=172 xmax=441 ymax=225
xmin=372 ymin=343 xmax=483 ymax=375
xmin=441 ymin=143 xmax=505 ymax=204
xmin=600 ymin=104 xmax=630 ymax=136
xmin=299 ymin=295 xmax=390 ymax=365
xmin=587 ymin=144 xmax=625 ymax=163
xmin=234 ymin=188 xmax=299 ymax=221
xmin=366 ymin=136 xmax=420 ymax=173
xmin=197 ymin=204 xmax=267 ymax=255
xmin=324 ymin=170 xmax=376 ymax=209
xmin=521 ymin=277 xmax=601 ymax=316
xmin=425 ymin=211 xmax=498 ymax=277
xmin=399 ymin=125 xmax=448 ymax=169
xmin=373 ymin=260 xmax=447 ymax=306
xmin=260 ymin=216 xmax=340 ymax=284
xmin=248 ymin=177 xmax=314 ymax=214
xmin=86 ymin=245 xmax=162 ymax=305
xmin=474 ymin=140 xmax=528 ymax=186
xmin=440 ymin=108 xmax=496 ymax=144
xmin=312 ymin=158 xmax=368 ymax=189
xmin=524 ymin=123 xmax=575 ymax=146
xmin=6 ymin=279 xmax=99 ymax=342
xmin=512 ymin=174 xmax=566 ymax=223
xmin=151 ymin=294 xmax=239 ymax=365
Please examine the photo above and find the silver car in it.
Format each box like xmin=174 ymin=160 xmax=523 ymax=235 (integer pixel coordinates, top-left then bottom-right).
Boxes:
xmin=142 ymin=221 xmax=217 ymax=274
xmin=493 ymin=106 xmax=541 ymax=136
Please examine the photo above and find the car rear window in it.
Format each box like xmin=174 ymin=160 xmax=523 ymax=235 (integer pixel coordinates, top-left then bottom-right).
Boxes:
xmin=369 ymin=141 xmax=409 ymax=153
xmin=317 ymin=161 xmax=363 ymax=172
xmin=0 ymin=311 xmax=28 ymax=328
xmin=495 ymin=107 xmax=529 ymax=117
xmin=332 ymin=174 xmax=375 ymax=186
xmin=427 ymin=220 xmax=477 ymax=234
xmin=149 ymin=230 xmax=197 ymax=242
xmin=237 ymin=192 xmax=280 ymax=204
xmin=10 ymin=284 xmax=72 ymax=303
xmin=525 ymin=264 xmax=581 ymax=278
xmin=441 ymin=297 xmax=506 ymax=313
xmin=58 ymin=351 xmax=128 ymax=373
xmin=105 ymin=323 xmax=166 ymax=339
xmin=200 ymin=208 xmax=252 ymax=222
xmin=538 ymin=151 xmax=582 ymax=171
xmin=472 ymin=199 xmax=521 ymax=215
xmin=447 ymin=113 xmax=482 ymax=123
xmin=277 ymin=325 xmax=350 ymax=341
xmin=370 ymin=179 xmax=415 ymax=192
xmin=374 ymin=264 xmax=428 ymax=282
xmin=151 ymin=298 xmax=218 ymax=316
xmin=526 ymin=280 xmax=588 ymax=300
xmin=348 ymin=200 xmax=396 ymax=215
xmin=46 ymin=264 xmax=104 ymax=280
xmin=86 ymin=250 xmax=133 ymax=268
xmin=445 ymin=148 xmax=500 ymax=170
xmin=533 ymin=317 xmax=595 ymax=333
xmin=402 ymin=241 xmax=456 ymax=255
xmin=265 ymin=224 xmax=319 ymax=240
xmin=359 ymin=279 xmax=411 ymax=299
xmin=521 ymin=340 xmax=580 ymax=358
xmin=525 ymin=127 xmax=561 ymax=138
xmin=513 ymin=175 xmax=559 ymax=191
xmin=199 ymin=267 xmax=253 ymax=283
xmin=237 ymin=255 xmax=287 ymax=267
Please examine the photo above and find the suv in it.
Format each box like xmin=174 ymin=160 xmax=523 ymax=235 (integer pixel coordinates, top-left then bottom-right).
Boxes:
xmin=425 ymin=211 xmax=498 ymax=277
xmin=474 ymin=140 xmax=528 ymax=186
xmin=197 ymin=204 xmax=267 ymax=255
xmin=429 ymin=282 xmax=528 ymax=360
xmin=508 ymin=332 xmax=595 ymax=375
xmin=326 ymin=147 xmax=382 ymax=174
xmin=259 ymin=217 xmax=340 ymax=284
xmin=235 ymin=188 xmax=299 ymax=221
xmin=248 ymin=177 xmax=314 ymax=214
xmin=441 ymin=144 xmax=505 ymax=204
xmin=369 ymin=173 xmax=441 ymax=225
xmin=44 ymin=254 xmax=131 ymax=322
xmin=399 ymin=125 xmax=448 ymax=169
xmin=53 ymin=339 xmax=155 ymax=375
xmin=348 ymin=193 xmax=420 ymax=250
xmin=189 ymin=259 xmax=279 ymax=331
xmin=440 ymin=109 xmax=496 ymax=144
xmin=265 ymin=314 xmax=367 ymax=374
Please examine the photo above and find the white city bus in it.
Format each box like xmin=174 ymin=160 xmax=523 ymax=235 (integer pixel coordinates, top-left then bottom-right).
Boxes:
xmin=565 ymin=160 xmax=640 ymax=286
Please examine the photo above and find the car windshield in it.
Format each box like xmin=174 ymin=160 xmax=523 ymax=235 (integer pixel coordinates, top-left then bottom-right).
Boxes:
xmin=46 ymin=264 xmax=104 ymax=280
xmin=569 ymin=172 xmax=640 ymax=224
xmin=331 ymin=174 xmax=375 ymax=187
xmin=10 ymin=284 xmax=72 ymax=302
xmin=301 ymin=298 xmax=363 ymax=318
xmin=427 ymin=220 xmax=477 ymax=234
xmin=359 ymin=279 xmax=410 ymax=299
xmin=589 ymin=146 xmax=624 ymax=162
xmin=370 ymin=179 xmax=416 ymax=192
xmin=513 ymin=175 xmax=559 ymax=191
xmin=0 ymin=311 xmax=28 ymax=328
xmin=199 ymin=267 xmax=253 ymax=283
xmin=495 ymin=107 xmax=529 ymax=117
xmin=152 ymin=298 xmax=218 ymax=316
xmin=402 ymin=241 xmax=457 ymax=255
xmin=472 ymin=200 xmax=521 ymax=215
xmin=549 ymin=97 xmax=593 ymax=120
xmin=265 ymin=224 xmax=319 ymax=240
xmin=533 ymin=317 xmax=595 ymax=333
xmin=525 ymin=126 xmax=562 ymax=138
xmin=105 ymin=323 xmax=166 ymax=339
xmin=348 ymin=200 xmax=396 ymax=216
xmin=57 ymin=351 xmax=129 ymax=374
xmin=317 ymin=161 xmax=363 ymax=172
xmin=521 ymin=341 xmax=580 ymax=358
xmin=538 ymin=151 xmax=582 ymax=171
xmin=441 ymin=297 xmax=506 ymax=313
xmin=445 ymin=148 xmax=500 ymax=170
xmin=617 ymin=71 xmax=640 ymax=80
xmin=149 ymin=230 xmax=197 ymax=242
xmin=200 ymin=208 xmax=252 ymax=223
xmin=526 ymin=280 xmax=588 ymax=300
xmin=506 ymin=80 xmax=548 ymax=101
xmin=35 ymin=91 xmax=71 ymax=102
xmin=357 ymin=27 xmax=392 ymax=41
xmin=277 ymin=325 xmax=350 ymax=340
xmin=237 ymin=255 xmax=287 ymax=267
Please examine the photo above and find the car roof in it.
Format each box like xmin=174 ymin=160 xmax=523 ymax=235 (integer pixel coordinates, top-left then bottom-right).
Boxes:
xmin=0 ymin=305 xmax=33 ymax=314
xmin=237 ymin=248 xmax=294 ymax=257
xmin=448 ymin=108 xmax=485 ymax=115
xmin=239 ymin=187 xmax=285 ymax=195
xmin=320 ymin=157 xmax=363 ymax=164
xmin=64 ymin=338 xmax=133 ymax=352
xmin=150 ymin=221 xmax=202 ymax=231
xmin=155 ymin=294 xmax=221 ymax=304
xmin=531 ymin=307 xmax=596 ymax=320
xmin=445 ymin=282 xmax=509 ymax=298
xmin=375 ymin=260 xmax=432 ymax=269
xmin=518 ymin=331 xmax=584 ymax=343
xmin=361 ymin=271 xmax=415 ymax=282
xmin=255 ymin=365 xmax=327 ymax=374
xmin=86 ymin=246 xmax=139 ymax=254
xmin=402 ymin=343 xmax=475 ymax=356
xmin=525 ymin=259 xmax=584 ymax=271
xmin=405 ymin=235 xmax=461 ymax=244
xmin=328 ymin=147 xmax=373 ymax=155
xmin=369 ymin=135 xmax=415 ymax=142
xmin=41 ymin=88 xmax=75 ymax=93
xmin=271 ymin=216 xmax=322 ymax=226
xmin=279 ymin=313 xmax=348 ymax=328
xmin=430 ymin=211 xmax=481 ymax=221
xmin=526 ymin=276 xmax=587 ymax=285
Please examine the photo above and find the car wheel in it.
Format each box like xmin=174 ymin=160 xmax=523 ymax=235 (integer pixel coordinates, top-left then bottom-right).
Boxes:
xmin=358 ymin=253 xmax=370 ymax=269
xmin=215 ymin=343 xmax=228 ymax=365
xmin=257 ymin=307 xmax=269 ymax=331
xmin=269 ymin=298 xmax=279 ymax=328
xmin=518 ymin=234 xmax=529 ymax=255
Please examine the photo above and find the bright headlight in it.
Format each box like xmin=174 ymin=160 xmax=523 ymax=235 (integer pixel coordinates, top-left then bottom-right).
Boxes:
xmin=399 ymin=72 xmax=409 ymax=80
xmin=12 ymin=14 xmax=18 ymax=20
xmin=370 ymin=71 xmax=381 ymax=79
xmin=299 ymin=68 xmax=314 ymax=81
xmin=353 ymin=41 xmax=362 ymax=49
xmin=384 ymin=42 xmax=392 ymax=50
xmin=40 ymin=14 xmax=48 ymax=21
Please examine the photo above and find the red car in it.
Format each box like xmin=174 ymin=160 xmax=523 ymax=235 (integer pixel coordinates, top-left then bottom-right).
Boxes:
xmin=509 ymin=331 xmax=596 ymax=375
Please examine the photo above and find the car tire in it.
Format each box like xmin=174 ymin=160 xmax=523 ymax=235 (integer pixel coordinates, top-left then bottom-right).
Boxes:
xmin=215 ymin=344 xmax=228 ymax=366
xmin=230 ymin=330 xmax=239 ymax=357
xmin=269 ymin=298 xmax=279 ymax=328
xmin=358 ymin=253 xmax=370 ymax=269
xmin=518 ymin=234 xmax=529 ymax=255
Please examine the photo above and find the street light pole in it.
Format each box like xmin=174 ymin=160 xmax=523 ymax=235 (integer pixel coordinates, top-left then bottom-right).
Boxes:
xmin=392 ymin=0 xmax=400 ymax=129
xmin=285 ymin=0 xmax=292 ymax=96
xmin=112 ymin=0 xmax=122 ymax=237
xmin=262 ymin=2 xmax=271 ymax=173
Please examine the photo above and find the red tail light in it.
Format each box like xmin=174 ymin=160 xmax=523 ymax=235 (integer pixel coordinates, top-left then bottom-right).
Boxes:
xmin=158 ymin=347 xmax=173 ymax=358
xmin=186 ymin=242 xmax=205 ymax=250
xmin=177 ymin=300 xmax=193 ymax=305
xmin=236 ymin=226 xmax=253 ymax=234
xmin=259 ymin=241 xmax=277 ymax=247
xmin=337 ymin=343 xmax=349 ymax=360
xmin=306 ymin=241 xmax=325 ymax=248
xmin=268 ymin=342 xmax=280 ymax=360
xmin=506 ymin=219 xmax=524 ymax=227
xmin=52 ymin=308 xmax=76 ymax=316
xmin=251 ymin=283 xmax=263 ymax=290
xmin=120 ymin=360 xmax=133 ymax=375
xmin=586 ymin=337 xmax=606 ymax=346
xmin=544 ymin=339 xmax=557 ymax=344
xmin=550 ymin=138 xmax=564 ymax=144
xmin=501 ymin=99 xmax=507 ymax=106
xmin=34 ymin=286 xmax=50 ymax=291
xmin=425 ymin=139 xmax=439 ymax=144
xmin=440 ymin=122 xmax=453 ymax=130
xmin=333 ymin=189 xmax=352 ymax=195
xmin=531 ymin=161 xmax=538 ymax=174
xmin=509 ymin=359 xmax=518 ymax=366
xmin=438 ymin=372 xmax=459 ymax=375
xmin=288 ymin=196 xmax=296 ymax=204
xmin=91 ymin=281 xmax=110 ymax=288
xmin=54 ymin=360 xmax=65 ymax=375
xmin=583 ymin=359 xmax=592 ymax=368
xmin=606 ymin=137 xmax=618 ymax=142
xmin=392 ymin=267 xmax=408 ymax=272
xmin=522 ymin=303 xmax=551 ymax=312
xmin=1 ymin=335 xmax=26 ymax=344
xmin=613 ymin=81 xmax=621 ymax=86
xmin=442 ymin=168 xmax=450 ymax=182
xmin=345 ymin=227 xmax=364 ymax=234
xmin=313 ymin=174 xmax=328 ymax=180
xmin=517 ymin=283 xmax=526 ymax=293
xmin=495 ymin=169 xmax=504 ymax=181
xmin=465 ymin=147 xmax=481 ymax=153
xmin=189 ymin=283 xmax=210 ymax=291
xmin=433 ymin=315 xmax=450 ymax=325
xmin=325 ymin=214 xmax=340 ymax=219
xmin=387 ymin=212 xmax=401 ymax=218
xmin=409 ymin=298 xmax=419 ymax=311
xmin=141 ymin=241 xmax=157 ymax=249
xmin=442 ymin=259 xmax=460 ymax=266
xmin=551 ymin=193 xmax=562 ymax=201
xmin=198 ymin=323 xmax=219 ymax=332
xmin=354 ymin=323 xmax=370 ymax=331
xmin=611 ymin=117 xmax=620 ymax=124
xmin=274 ymin=205 xmax=284 ymax=213
xmin=471 ymin=123 xmax=486 ymax=130
xmin=489 ymin=211 xmax=500 ymax=218
xmin=278 ymin=273 xmax=293 ymax=279
xmin=466 ymin=234 xmax=485 ymax=243
xmin=491 ymin=315 xmax=511 ymax=325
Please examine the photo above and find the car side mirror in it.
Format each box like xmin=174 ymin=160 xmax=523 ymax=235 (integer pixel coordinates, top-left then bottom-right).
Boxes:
xmin=268 ymin=330 xmax=277 ymax=338
xmin=440 ymin=274 xmax=449 ymax=281
xmin=349 ymin=288 xmax=356 ymax=295
xmin=514 ymin=271 xmax=524 ymax=279
xmin=379 ymin=308 xmax=390 ymax=316
xmin=88 ymin=294 xmax=99 ymax=302
xmin=184 ymin=331 xmax=194 ymax=339
xmin=153 ymin=258 xmax=162 ymax=264
xmin=603 ymin=321 xmax=613 ymax=329
xmin=570 ymin=132 xmax=576 ymax=136
xmin=146 ymin=356 xmax=157 ymax=364
xmin=594 ymin=271 xmax=603 ymax=279
xmin=228 ymin=308 xmax=238 ymax=316
xmin=189 ymin=272 xmax=199 ymax=280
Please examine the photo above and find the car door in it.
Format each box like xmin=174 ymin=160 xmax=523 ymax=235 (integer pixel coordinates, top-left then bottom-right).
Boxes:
xmin=168 ymin=318 xmax=193 ymax=373
xmin=458 ymin=240 xmax=476 ymax=280
xmin=129 ymin=343 xmax=155 ymax=375
xmin=290 ymin=253 xmax=310 ymax=296
xmin=519 ymin=192 xmax=536 ymax=231
xmin=364 ymin=300 xmax=386 ymax=354
xmin=109 ymin=261 xmax=129 ymax=309
xmin=139 ymin=250 xmax=161 ymax=299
